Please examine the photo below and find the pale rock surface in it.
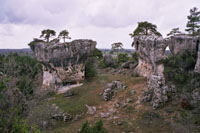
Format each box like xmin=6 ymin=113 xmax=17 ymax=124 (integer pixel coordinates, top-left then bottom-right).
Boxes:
xmin=103 ymin=54 xmax=115 ymax=67
xmin=85 ymin=104 xmax=96 ymax=115
xmin=132 ymin=35 xmax=168 ymax=78
xmin=102 ymin=81 xmax=127 ymax=101
xmin=50 ymin=104 xmax=72 ymax=122
xmin=142 ymin=74 xmax=176 ymax=109
xmin=31 ymin=39 xmax=96 ymax=91
xmin=168 ymin=34 xmax=199 ymax=55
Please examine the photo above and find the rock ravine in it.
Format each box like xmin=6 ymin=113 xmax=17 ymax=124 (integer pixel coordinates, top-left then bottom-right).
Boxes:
xmin=31 ymin=39 xmax=96 ymax=92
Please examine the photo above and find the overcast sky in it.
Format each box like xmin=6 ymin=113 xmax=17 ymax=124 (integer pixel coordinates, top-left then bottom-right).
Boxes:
xmin=0 ymin=0 xmax=199 ymax=49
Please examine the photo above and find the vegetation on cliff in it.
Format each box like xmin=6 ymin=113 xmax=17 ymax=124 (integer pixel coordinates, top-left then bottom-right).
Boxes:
xmin=164 ymin=51 xmax=200 ymax=92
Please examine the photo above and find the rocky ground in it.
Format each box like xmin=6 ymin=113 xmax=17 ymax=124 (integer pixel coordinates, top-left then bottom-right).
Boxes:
xmin=25 ymin=69 xmax=200 ymax=133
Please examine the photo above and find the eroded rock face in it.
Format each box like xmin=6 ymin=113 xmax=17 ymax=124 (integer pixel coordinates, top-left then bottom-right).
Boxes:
xmin=168 ymin=34 xmax=199 ymax=55
xmin=32 ymin=39 xmax=96 ymax=91
xmin=133 ymin=35 xmax=168 ymax=77
xmin=142 ymin=74 xmax=176 ymax=109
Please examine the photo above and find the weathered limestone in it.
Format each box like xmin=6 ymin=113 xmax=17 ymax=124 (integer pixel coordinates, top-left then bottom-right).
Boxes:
xmin=103 ymin=54 xmax=116 ymax=68
xmin=168 ymin=34 xmax=199 ymax=55
xmin=132 ymin=34 xmax=200 ymax=109
xmin=102 ymin=81 xmax=127 ymax=101
xmin=32 ymin=39 xmax=96 ymax=91
xmin=133 ymin=35 xmax=168 ymax=78
xmin=142 ymin=74 xmax=176 ymax=109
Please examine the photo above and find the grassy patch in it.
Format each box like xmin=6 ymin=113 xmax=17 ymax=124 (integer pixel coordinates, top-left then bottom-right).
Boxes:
xmin=48 ymin=74 xmax=138 ymax=115
xmin=49 ymin=75 xmax=107 ymax=115
xmin=27 ymin=73 xmax=147 ymax=132
xmin=135 ymin=110 xmax=172 ymax=132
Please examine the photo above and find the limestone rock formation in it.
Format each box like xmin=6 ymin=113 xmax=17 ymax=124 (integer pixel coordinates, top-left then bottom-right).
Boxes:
xmin=168 ymin=34 xmax=199 ymax=55
xmin=31 ymin=39 xmax=96 ymax=91
xmin=103 ymin=54 xmax=116 ymax=68
xmin=102 ymin=81 xmax=127 ymax=101
xmin=85 ymin=104 xmax=96 ymax=115
xmin=50 ymin=104 xmax=72 ymax=122
xmin=133 ymin=35 xmax=168 ymax=77
xmin=142 ymin=74 xmax=176 ymax=109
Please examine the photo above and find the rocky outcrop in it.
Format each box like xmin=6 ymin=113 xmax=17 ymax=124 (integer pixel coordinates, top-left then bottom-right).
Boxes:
xmin=50 ymin=104 xmax=72 ymax=122
xmin=103 ymin=54 xmax=115 ymax=68
xmin=85 ymin=105 xmax=96 ymax=115
xmin=120 ymin=61 xmax=136 ymax=69
xmin=142 ymin=74 xmax=176 ymax=109
xmin=133 ymin=35 xmax=168 ymax=77
xmin=31 ymin=39 xmax=96 ymax=91
xmin=168 ymin=34 xmax=199 ymax=55
xmin=102 ymin=81 xmax=127 ymax=101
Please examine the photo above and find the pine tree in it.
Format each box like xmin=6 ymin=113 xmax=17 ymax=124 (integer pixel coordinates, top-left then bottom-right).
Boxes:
xmin=111 ymin=42 xmax=124 ymax=55
xmin=129 ymin=21 xmax=162 ymax=37
xmin=58 ymin=30 xmax=71 ymax=42
xmin=167 ymin=27 xmax=181 ymax=37
xmin=185 ymin=7 xmax=200 ymax=36
xmin=40 ymin=29 xmax=56 ymax=42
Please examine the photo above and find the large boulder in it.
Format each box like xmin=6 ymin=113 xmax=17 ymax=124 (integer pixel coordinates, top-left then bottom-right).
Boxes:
xmin=103 ymin=54 xmax=115 ymax=68
xmin=120 ymin=61 xmax=135 ymax=69
xmin=102 ymin=81 xmax=127 ymax=101
xmin=31 ymin=39 xmax=96 ymax=91
xmin=168 ymin=34 xmax=199 ymax=55
xmin=132 ymin=35 xmax=168 ymax=78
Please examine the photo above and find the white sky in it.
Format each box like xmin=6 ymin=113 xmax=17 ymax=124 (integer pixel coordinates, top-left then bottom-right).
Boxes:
xmin=0 ymin=0 xmax=200 ymax=49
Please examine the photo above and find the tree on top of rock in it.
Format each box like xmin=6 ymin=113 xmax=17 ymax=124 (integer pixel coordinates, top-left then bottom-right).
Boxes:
xmin=111 ymin=42 xmax=124 ymax=55
xmin=58 ymin=30 xmax=71 ymax=42
xmin=40 ymin=29 xmax=56 ymax=42
xmin=185 ymin=7 xmax=200 ymax=36
xmin=129 ymin=21 xmax=162 ymax=37
xmin=167 ymin=27 xmax=182 ymax=37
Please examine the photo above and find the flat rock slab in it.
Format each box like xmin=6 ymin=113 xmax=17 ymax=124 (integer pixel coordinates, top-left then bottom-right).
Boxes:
xmin=57 ymin=83 xmax=83 ymax=94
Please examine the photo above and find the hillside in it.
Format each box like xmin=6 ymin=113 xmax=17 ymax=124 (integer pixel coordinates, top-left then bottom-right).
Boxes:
xmin=26 ymin=71 xmax=200 ymax=133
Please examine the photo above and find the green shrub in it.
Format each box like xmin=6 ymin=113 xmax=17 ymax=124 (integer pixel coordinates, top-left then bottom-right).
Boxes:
xmin=131 ymin=52 xmax=138 ymax=63
xmin=0 ymin=82 xmax=6 ymax=98
xmin=91 ymin=48 xmax=103 ymax=60
xmin=117 ymin=53 xmax=130 ymax=64
xmin=164 ymin=51 xmax=199 ymax=92
xmin=80 ymin=121 xmax=90 ymax=133
xmin=16 ymin=78 xmax=33 ymax=96
xmin=85 ymin=62 xmax=96 ymax=79
xmin=80 ymin=120 xmax=108 ymax=133
xmin=11 ymin=118 xmax=40 ymax=133
xmin=0 ymin=54 xmax=42 ymax=96
xmin=98 ymin=59 xmax=105 ymax=69
xmin=0 ymin=82 xmax=6 ymax=93
xmin=11 ymin=119 xmax=29 ymax=133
